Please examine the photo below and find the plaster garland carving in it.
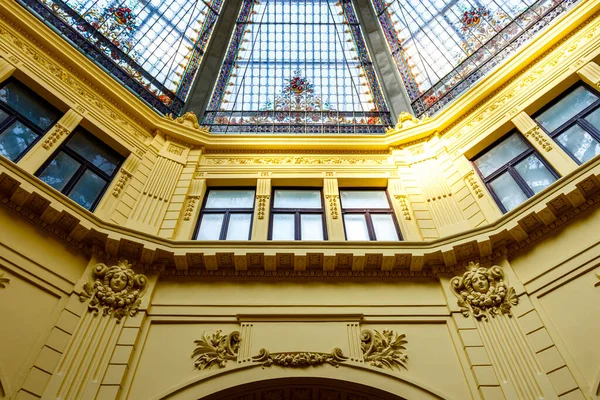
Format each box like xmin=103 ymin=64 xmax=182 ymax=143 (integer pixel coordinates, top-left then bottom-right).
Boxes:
xmin=192 ymin=330 xmax=241 ymax=369
xmin=79 ymin=260 xmax=147 ymax=322
xmin=41 ymin=124 xmax=69 ymax=150
xmin=203 ymin=157 xmax=386 ymax=165
xmin=465 ymin=171 xmax=484 ymax=198
xmin=256 ymin=195 xmax=270 ymax=219
xmin=394 ymin=194 xmax=412 ymax=220
xmin=0 ymin=271 xmax=9 ymax=289
xmin=325 ymin=194 xmax=339 ymax=219
xmin=252 ymin=348 xmax=348 ymax=368
xmin=523 ymin=126 xmax=553 ymax=151
xmin=360 ymin=330 xmax=408 ymax=370
xmin=450 ymin=262 xmax=518 ymax=320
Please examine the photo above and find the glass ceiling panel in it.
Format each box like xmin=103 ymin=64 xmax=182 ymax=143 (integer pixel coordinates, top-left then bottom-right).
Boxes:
xmin=202 ymin=0 xmax=392 ymax=134
xmin=19 ymin=0 xmax=224 ymax=115
xmin=372 ymin=0 xmax=580 ymax=116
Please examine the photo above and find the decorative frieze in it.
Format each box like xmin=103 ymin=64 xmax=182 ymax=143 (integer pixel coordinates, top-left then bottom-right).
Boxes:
xmin=450 ymin=262 xmax=518 ymax=320
xmin=0 ymin=270 xmax=9 ymax=289
xmin=325 ymin=194 xmax=339 ymax=219
xmin=79 ymin=260 xmax=148 ymax=322
xmin=41 ymin=124 xmax=69 ymax=150
xmin=464 ymin=171 xmax=484 ymax=199
xmin=252 ymin=348 xmax=348 ymax=368
xmin=256 ymin=194 xmax=270 ymax=219
xmin=522 ymin=125 xmax=553 ymax=152
xmin=203 ymin=157 xmax=386 ymax=165
xmin=192 ymin=330 xmax=241 ymax=369
xmin=361 ymin=330 xmax=408 ymax=370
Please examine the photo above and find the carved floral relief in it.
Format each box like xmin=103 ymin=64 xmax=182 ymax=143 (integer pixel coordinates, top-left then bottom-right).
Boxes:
xmin=79 ymin=260 xmax=147 ymax=322
xmin=192 ymin=330 xmax=241 ymax=369
xmin=361 ymin=330 xmax=408 ymax=370
xmin=252 ymin=348 xmax=348 ymax=368
xmin=450 ymin=262 xmax=518 ymax=320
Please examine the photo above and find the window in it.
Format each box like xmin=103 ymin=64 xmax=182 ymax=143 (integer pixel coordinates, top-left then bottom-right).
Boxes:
xmin=270 ymin=189 xmax=326 ymax=240
xmin=340 ymin=190 xmax=401 ymax=241
xmin=194 ymin=189 xmax=255 ymax=240
xmin=534 ymin=83 xmax=600 ymax=165
xmin=472 ymin=132 xmax=559 ymax=213
xmin=36 ymin=129 xmax=123 ymax=211
xmin=0 ymin=79 xmax=61 ymax=162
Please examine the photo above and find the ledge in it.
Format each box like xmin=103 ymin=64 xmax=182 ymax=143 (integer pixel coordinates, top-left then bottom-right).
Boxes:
xmin=1 ymin=158 xmax=600 ymax=279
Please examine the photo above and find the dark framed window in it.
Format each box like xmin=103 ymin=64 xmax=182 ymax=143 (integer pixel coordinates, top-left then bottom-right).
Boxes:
xmin=194 ymin=189 xmax=255 ymax=240
xmin=534 ymin=83 xmax=600 ymax=165
xmin=472 ymin=132 xmax=559 ymax=213
xmin=35 ymin=128 xmax=123 ymax=211
xmin=0 ymin=79 xmax=61 ymax=162
xmin=269 ymin=189 xmax=326 ymax=240
xmin=340 ymin=189 xmax=401 ymax=241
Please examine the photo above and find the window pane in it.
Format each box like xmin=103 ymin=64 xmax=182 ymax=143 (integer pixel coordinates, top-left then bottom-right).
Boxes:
xmin=584 ymin=108 xmax=600 ymax=130
xmin=38 ymin=152 xmax=81 ymax=191
xmin=68 ymin=169 xmax=106 ymax=210
xmin=300 ymin=214 xmax=324 ymax=240
xmin=66 ymin=131 xmax=121 ymax=175
xmin=0 ymin=121 xmax=38 ymax=161
xmin=371 ymin=214 xmax=399 ymax=241
xmin=340 ymin=190 xmax=389 ymax=209
xmin=556 ymin=125 xmax=600 ymax=164
xmin=474 ymin=134 xmax=529 ymax=177
xmin=226 ymin=214 xmax=252 ymax=240
xmin=274 ymin=190 xmax=321 ymax=209
xmin=206 ymin=190 xmax=255 ymax=209
xmin=272 ymin=214 xmax=295 ymax=240
xmin=489 ymin=172 xmax=529 ymax=212
xmin=536 ymin=86 xmax=599 ymax=132
xmin=514 ymin=155 xmax=557 ymax=194
xmin=343 ymin=214 xmax=369 ymax=240
xmin=0 ymin=108 xmax=9 ymax=124
xmin=196 ymin=213 xmax=224 ymax=240
xmin=0 ymin=81 xmax=60 ymax=130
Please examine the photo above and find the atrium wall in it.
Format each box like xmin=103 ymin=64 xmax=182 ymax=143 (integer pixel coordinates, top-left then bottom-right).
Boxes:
xmin=0 ymin=1 xmax=599 ymax=399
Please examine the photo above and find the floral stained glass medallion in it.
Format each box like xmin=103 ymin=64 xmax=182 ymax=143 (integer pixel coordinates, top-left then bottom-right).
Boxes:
xmin=203 ymin=0 xmax=392 ymax=134
xmin=20 ymin=0 xmax=225 ymax=115
xmin=372 ymin=0 xmax=581 ymax=117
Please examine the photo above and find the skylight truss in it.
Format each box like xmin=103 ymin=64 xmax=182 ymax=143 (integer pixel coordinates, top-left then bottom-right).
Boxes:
xmin=202 ymin=0 xmax=392 ymax=134
xmin=373 ymin=0 xmax=580 ymax=116
xmin=19 ymin=0 xmax=224 ymax=115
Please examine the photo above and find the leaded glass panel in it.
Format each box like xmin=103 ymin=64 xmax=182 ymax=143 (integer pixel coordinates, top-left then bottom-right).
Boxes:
xmin=203 ymin=0 xmax=391 ymax=134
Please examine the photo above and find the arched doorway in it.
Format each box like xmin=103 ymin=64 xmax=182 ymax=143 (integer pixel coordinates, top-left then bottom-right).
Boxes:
xmin=199 ymin=377 xmax=406 ymax=400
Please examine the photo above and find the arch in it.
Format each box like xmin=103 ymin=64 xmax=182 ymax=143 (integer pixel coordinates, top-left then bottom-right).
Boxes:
xmin=159 ymin=365 xmax=449 ymax=400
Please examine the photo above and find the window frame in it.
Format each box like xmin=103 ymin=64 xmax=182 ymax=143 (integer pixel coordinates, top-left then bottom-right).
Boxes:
xmin=193 ymin=187 xmax=256 ymax=240
xmin=339 ymin=188 xmax=402 ymax=241
xmin=268 ymin=187 xmax=327 ymax=240
xmin=35 ymin=128 xmax=124 ymax=211
xmin=533 ymin=82 xmax=600 ymax=165
xmin=472 ymin=132 xmax=560 ymax=213
xmin=0 ymin=78 xmax=61 ymax=162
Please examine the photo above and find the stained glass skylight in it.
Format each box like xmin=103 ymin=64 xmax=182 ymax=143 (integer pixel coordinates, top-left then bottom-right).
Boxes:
xmin=372 ymin=0 xmax=580 ymax=116
xmin=20 ymin=0 xmax=225 ymax=115
xmin=202 ymin=0 xmax=392 ymax=134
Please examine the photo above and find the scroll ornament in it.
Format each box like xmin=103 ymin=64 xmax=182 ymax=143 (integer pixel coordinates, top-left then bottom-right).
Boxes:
xmin=451 ymin=262 xmax=518 ymax=320
xmin=252 ymin=348 xmax=348 ymax=368
xmin=192 ymin=330 xmax=241 ymax=369
xmin=361 ymin=330 xmax=408 ymax=370
xmin=79 ymin=260 xmax=147 ymax=322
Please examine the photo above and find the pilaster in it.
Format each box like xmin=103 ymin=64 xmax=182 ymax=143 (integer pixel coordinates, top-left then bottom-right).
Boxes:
xmin=511 ymin=112 xmax=577 ymax=177
xmin=251 ymin=178 xmax=271 ymax=241
xmin=173 ymin=178 xmax=207 ymax=240
xmin=455 ymin=155 xmax=503 ymax=222
xmin=94 ymin=153 xmax=141 ymax=220
xmin=0 ymin=56 xmax=16 ymax=82
xmin=17 ymin=109 xmax=83 ymax=174
xmin=576 ymin=60 xmax=600 ymax=90
xmin=323 ymin=178 xmax=345 ymax=241
xmin=387 ymin=178 xmax=421 ymax=241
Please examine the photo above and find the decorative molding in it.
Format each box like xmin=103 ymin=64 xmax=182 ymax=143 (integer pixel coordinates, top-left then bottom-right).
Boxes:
xmin=252 ymin=348 xmax=348 ymax=368
xmin=325 ymin=194 xmax=339 ymax=219
xmin=167 ymin=143 xmax=184 ymax=155
xmin=192 ymin=330 xmax=241 ymax=369
xmin=41 ymin=124 xmax=70 ymax=150
xmin=112 ymin=169 xmax=132 ymax=197
xmin=164 ymin=111 xmax=203 ymax=130
xmin=203 ymin=157 xmax=386 ymax=165
xmin=79 ymin=260 xmax=148 ymax=322
xmin=394 ymin=194 xmax=411 ymax=220
xmin=361 ymin=330 xmax=408 ymax=370
xmin=0 ymin=271 xmax=9 ymax=289
xmin=595 ymin=268 xmax=600 ymax=287
xmin=386 ymin=112 xmax=430 ymax=133
xmin=523 ymin=126 xmax=553 ymax=151
xmin=256 ymin=195 xmax=270 ymax=219
xmin=183 ymin=196 xmax=200 ymax=221
xmin=450 ymin=262 xmax=518 ymax=320
xmin=465 ymin=171 xmax=484 ymax=198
